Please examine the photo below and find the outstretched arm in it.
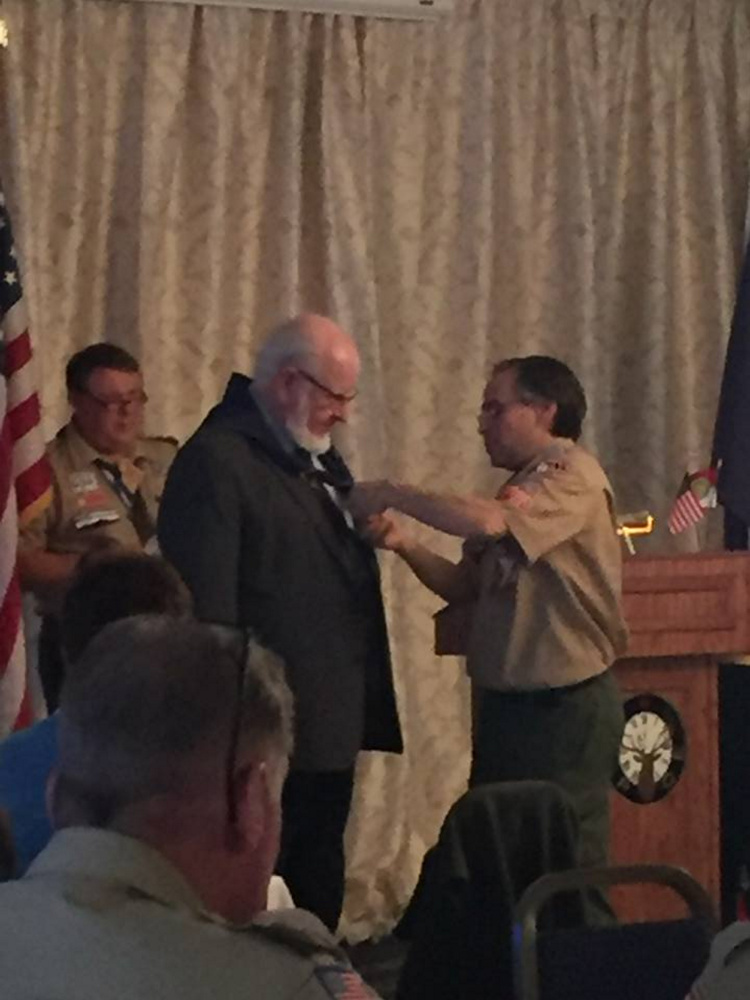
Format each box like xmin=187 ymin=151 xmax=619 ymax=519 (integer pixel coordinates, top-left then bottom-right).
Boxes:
xmin=362 ymin=513 xmax=474 ymax=603
xmin=351 ymin=481 xmax=507 ymax=539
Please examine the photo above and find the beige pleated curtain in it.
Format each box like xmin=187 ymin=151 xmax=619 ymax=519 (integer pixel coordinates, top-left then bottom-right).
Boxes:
xmin=1 ymin=0 xmax=749 ymax=938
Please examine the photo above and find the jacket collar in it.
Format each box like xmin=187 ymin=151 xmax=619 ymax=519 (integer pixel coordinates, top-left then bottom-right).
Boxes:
xmin=27 ymin=827 xmax=207 ymax=914
xmin=212 ymin=375 xmax=352 ymax=488
xmin=209 ymin=374 xmax=308 ymax=476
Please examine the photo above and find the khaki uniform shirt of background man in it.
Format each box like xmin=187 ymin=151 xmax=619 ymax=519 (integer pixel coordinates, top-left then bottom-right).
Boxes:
xmin=350 ymin=355 xmax=627 ymax=877
xmin=17 ymin=343 xmax=176 ymax=711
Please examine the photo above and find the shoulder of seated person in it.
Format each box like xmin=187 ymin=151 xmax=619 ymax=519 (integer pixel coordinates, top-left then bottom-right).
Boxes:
xmin=250 ymin=908 xmax=347 ymax=961
xmin=711 ymin=921 xmax=750 ymax=966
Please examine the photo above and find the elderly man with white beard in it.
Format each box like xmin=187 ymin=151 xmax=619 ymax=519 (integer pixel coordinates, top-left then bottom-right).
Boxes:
xmin=158 ymin=314 xmax=402 ymax=934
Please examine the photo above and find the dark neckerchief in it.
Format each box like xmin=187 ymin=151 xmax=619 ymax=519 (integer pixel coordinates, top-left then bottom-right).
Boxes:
xmin=94 ymin=459 xmax=155 ymax=545
xmin=295 ymin=447 xmax=354 ymax=494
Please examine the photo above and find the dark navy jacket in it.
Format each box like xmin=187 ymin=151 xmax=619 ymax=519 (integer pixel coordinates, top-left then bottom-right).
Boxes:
xmin=158 ymin=374 xmax=401 ymax=770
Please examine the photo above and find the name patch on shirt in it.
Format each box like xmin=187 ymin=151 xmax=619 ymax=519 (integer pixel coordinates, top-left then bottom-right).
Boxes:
xmin=497 ymin=454 xmax=568 ymax=509
xmin=73 ymin=509 xmax=121 ymax=530
xmin=498 ymin=484 xmax=532 ymax=509
xmin=70 ymin=471 xmax=101 ymax=491
xmin=69 ymin=471 xmax=121 ymax=527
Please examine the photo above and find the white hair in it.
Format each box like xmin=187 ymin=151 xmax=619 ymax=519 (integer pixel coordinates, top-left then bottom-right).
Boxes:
xmin=254 ymin=318 xmax=317 ymax=387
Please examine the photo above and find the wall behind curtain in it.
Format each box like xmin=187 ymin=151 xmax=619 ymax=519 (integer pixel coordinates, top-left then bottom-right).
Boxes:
xmin=1 ymin=0 xmax=749 ymax=937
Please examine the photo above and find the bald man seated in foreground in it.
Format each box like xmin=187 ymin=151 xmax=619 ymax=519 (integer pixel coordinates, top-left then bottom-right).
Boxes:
xmin=0 ymin=618 xmax=379 ymax=999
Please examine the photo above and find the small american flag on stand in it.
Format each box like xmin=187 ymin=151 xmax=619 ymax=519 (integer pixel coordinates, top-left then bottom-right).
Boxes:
xmin=0 ymin=186 xmax=51 ymax=737
xmin=315 ymin=965 xmax=377 ymax=998
xmin=667 ymin=467 xmax=717 ymax=535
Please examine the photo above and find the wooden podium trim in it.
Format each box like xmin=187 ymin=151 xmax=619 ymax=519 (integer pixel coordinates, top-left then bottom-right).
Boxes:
xmin=625 ymin=573 xmax=733 ymax=594
xmin=625 ymin=573 xmax=736 ymax=634
xmin=622 ymin=553 xmax=750 ymax=659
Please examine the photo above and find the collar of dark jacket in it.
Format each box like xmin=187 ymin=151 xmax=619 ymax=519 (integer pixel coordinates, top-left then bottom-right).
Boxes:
xmin=212 ymin=374 xmax=354 ymax=486
xmin=207 ymin=374 xmax=304 ymax=476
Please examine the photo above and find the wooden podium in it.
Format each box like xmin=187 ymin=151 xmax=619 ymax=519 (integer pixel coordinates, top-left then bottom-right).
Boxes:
xmin=611 ymin=551 xmax=750 ymax=920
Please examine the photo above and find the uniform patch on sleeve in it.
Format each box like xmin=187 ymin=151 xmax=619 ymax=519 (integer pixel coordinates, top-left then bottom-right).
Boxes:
xmin=498 ymin=452 xmax=569 ymax=509
xmin=498 ymin=484 xmax=532 ymax=508
xmin=314 ymin=964 xmax=375 ymax=998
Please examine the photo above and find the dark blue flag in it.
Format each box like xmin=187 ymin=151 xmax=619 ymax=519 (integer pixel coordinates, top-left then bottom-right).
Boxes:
xmin=712 ymin=239 xmax=750 ymax=550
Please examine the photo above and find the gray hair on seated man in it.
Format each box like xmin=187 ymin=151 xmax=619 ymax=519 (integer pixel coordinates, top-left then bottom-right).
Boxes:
xmin=52 ymin=616 xmax=294 ymax=924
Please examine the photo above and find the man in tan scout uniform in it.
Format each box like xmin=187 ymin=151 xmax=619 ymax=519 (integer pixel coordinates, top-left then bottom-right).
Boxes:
xmin=18 ymin=343 xmax=176 ymax=710
xmin=350 ymin=356 xmax=627 ymax=872
xmin=0 ymin=616 xmax=380 ymax=1000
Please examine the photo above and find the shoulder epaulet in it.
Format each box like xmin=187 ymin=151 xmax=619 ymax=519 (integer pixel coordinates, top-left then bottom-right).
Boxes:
xmin=536 ymin=440 xmax=574 ymax=473
xmin=249 ymin=909 xmax=347 ymax=962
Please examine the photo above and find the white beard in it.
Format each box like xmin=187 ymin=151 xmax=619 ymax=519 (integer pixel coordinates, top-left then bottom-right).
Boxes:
xmin=289 ymin=423 xmax=331 ymax=456
xmin=286 ymin=391 xmax=331 ymax=455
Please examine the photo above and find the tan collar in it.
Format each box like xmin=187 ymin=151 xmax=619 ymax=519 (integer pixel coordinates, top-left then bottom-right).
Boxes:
xmin=513 ymin=438 xmax=576 ymax=484
xmin=64 ymin=421 xmax=147 ymax=470
xmin=27 ymin=827 xmax=207 ymax=916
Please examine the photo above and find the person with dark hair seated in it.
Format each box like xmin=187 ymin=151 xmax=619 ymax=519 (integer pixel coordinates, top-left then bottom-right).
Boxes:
xmin=17 ymin=342 xmax=177 ymax=710
xmin=0 ymin=552 xmax=191 ymax=873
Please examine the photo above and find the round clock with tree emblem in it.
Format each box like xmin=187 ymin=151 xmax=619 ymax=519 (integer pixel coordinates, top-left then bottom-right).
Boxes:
xmin=613 ymin=694 xmax=687 ymax=804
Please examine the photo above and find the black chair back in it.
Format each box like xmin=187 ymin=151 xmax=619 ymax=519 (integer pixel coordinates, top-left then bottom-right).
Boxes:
xmin=397 ymin=781 xmax=584 ymax=1000
xmin=514 ymin=864 xmax=718 ymax=1000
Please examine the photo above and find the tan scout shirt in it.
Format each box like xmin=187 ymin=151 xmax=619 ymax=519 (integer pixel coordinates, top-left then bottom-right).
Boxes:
xmin=0 ymin=828 xmax=380 ymax=1000
xmin=19 ymin=422 xmax=176 ymax=611
xmin=465 ymin=439 xmax=628 ymax=691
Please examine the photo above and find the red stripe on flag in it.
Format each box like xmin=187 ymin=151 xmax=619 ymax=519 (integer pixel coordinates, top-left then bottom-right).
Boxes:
xmin=668 ymin=490 xmax=706 ymax=534
xmin=682 ymin=494 xmax=704 ymax=520
xmin=4 ymin=327 xmax=31 ymax=376
xmin=0 ymin=416 xmax=20 ymax=684
xmin=0 ymin=418 xmax=13 ymax=516
xmin=0 ymin=564 xmax=22 ymax=678
xmin=1 ymin=193 xmax=51 ymax=735
xmin=7 ymin=391 xmax=42 ymax=442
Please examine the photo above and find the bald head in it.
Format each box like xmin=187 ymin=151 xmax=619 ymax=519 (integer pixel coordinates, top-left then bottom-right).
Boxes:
xmin=254 ymin=313 xmax=360 ymax=453
xmin=255 ymin=313 xmax=359 ymax=384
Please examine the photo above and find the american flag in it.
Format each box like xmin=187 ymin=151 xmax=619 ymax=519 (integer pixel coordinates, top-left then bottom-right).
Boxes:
xmin=0 ymin=187 xmax=51 ymax=737
xmin=314 ymin=965 xmax=377 ymax=998
xmin=667 ymin=468 xmax=717 ymax=535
